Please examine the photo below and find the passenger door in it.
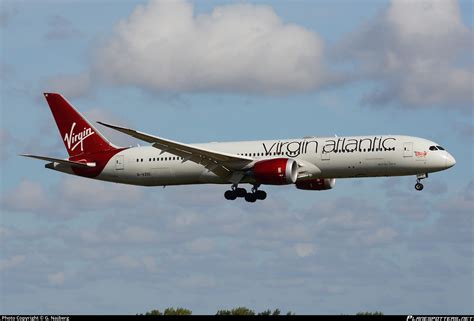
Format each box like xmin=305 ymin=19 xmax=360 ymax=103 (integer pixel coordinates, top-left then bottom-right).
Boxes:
xmin=115 ymin=155 xmax=124 ymax=170
xmin=403 ymin=142 xmax=413 ymax=157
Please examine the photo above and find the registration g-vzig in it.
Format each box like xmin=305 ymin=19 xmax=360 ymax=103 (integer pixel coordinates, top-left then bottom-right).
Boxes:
xmin=22 ymin=93 xmax=456 ymax=202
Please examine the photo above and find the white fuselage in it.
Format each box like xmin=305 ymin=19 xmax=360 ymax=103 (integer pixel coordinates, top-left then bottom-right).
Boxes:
xmin=51 ymin=135 xmax=454 ymax=187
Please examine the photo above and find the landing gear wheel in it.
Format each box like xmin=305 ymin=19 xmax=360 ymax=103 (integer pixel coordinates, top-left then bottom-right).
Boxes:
xmin=224 ymin=190 xmax=237 ymax=200
xmin=224 ymin=184 xmax=267 ymax=202
xmin=415 ymin=183 xmax=424 ymax=191
xmin=255 ymin=190 xmax=267 ymax=200
xmin=244 ymin=193 xmax=257 ymax=203
xmin=235 ymin=187 xmax=247 ymax=198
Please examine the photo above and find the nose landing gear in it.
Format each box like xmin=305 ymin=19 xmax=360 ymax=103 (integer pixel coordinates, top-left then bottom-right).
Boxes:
xmin=414 ymin=173 xmax=428 ymax=191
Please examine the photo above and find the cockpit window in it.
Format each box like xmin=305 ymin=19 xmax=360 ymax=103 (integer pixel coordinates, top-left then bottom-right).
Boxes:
xmin=429 ymin=146 xmax=438 ymax=151
xmin=436 ymin=145 xmax=445 ymax=150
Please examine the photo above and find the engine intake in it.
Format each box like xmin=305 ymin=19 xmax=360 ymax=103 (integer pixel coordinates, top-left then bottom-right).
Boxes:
xmin=295 ymin=178 xmax=335 ymax=190
xmin=252 ymin=158 xmax=298 ymax=185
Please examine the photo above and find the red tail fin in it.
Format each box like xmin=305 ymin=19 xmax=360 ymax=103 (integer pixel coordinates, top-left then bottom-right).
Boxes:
xmin=44 ymin=93 xmax=116 ymax=157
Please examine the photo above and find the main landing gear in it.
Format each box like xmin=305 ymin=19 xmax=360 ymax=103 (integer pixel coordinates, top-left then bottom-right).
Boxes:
xmin=415 ymin=173 xmax=428 ymax=191
xmin=224 ymin=184 xmax=267 ymax=202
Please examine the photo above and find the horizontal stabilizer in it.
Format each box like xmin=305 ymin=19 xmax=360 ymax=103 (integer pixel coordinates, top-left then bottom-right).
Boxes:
xmin=20 ymin=154 xmax=96 ymax=168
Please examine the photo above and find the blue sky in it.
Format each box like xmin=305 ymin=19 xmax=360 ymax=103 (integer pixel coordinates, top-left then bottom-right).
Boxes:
xmin=1 ymin=0 xmax=473 ymax=314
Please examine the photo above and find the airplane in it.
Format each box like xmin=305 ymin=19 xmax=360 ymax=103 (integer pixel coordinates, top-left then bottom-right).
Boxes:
xmin=21 ymin=93 xmax=456 ymax=202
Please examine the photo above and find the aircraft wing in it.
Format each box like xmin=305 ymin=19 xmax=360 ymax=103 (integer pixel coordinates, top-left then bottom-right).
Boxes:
xmin=97 ymin=122 xmax=253 ymax=181
xmin=20 ymin=154 xmax=96 ymax=168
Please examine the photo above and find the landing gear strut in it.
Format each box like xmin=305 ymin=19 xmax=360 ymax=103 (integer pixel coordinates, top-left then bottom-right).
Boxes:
xmin=224 ymin=184 xmax=267 ymax=202
xmin=415 ymin=173 xmax=428 ymax=191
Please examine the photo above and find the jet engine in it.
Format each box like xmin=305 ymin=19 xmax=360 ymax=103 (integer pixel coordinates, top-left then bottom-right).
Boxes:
xmin=252 ymin=158 xmax=298 ymax=185
xmin=295 ymin=178 xmax=335 ymax=190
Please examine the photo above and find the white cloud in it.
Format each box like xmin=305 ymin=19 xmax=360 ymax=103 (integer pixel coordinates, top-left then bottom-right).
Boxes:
xmin=363 ymin=227 xmax=398 ymax=246
xmin=0 ymin=63 xmax=15 ymax=82
xmin=0 ymin=226 xmax=10 ymax=239
xmin=0 ymin=3 xmax=18 ymax=28
xmin=112 ymin=255 xmax=158 ymax=272
xmin=3 ymin=181 xmax=472 ymax=313
xmin=142 ymin=256 xmax=158 ymax=273
xmin=174 ymin=212 xmax=199 ymax=227
xmin=1 ymin=177 xmax=144 ymax=219
xmin=123 ymin=226 xmax=157 ymax=243
xmin=44 ymin=15 xmax=81 ymax=41
xmin=84 ymin=109 xmax=141 ymax=147
xmin=58 ymin=176 xmax=143 ymax=210
xmin=2 ymin=180 xmax=49 ymax=212
xmin=178 ymin=275 xmax=216 ymax=289
xmin=112 ymin=255 xmax=141 ymax=269
xmin=0 ymin=255 xmax=25 ymax=272
xmin=47 ymin=271 xmax=65 ymax=286
xmin=94 ymin=0 xmax=329 ymax=94
xmin=0 ymin=127 xmax=14 ymax=161
xmin=336 ymin=0 xmax=473 ymax=109
xmin=294 ymin=243 xmax=316 ymax=258
xmin=186 ymin=237 xmax=215 ymax=254
xmin=43 ymin=72 xmax=92 ymax=99
xmin=387 ymin=195 xmax=432 ymax=221
xmin=425 ymin=179 xmax=448 ymax=196
xmin=40 ymin=0 xmax=472 ymax=110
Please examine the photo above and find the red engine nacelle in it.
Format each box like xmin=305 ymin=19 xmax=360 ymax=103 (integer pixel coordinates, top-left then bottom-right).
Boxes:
xmin=252 ymin=158 xmax=298 ymax=185
xmin=295 ymin=178 xmax=336 ymax=190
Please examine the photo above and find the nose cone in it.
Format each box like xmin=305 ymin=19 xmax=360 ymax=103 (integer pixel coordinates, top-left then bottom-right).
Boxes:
xmin=445 ymin=152 xmax=456 ymax=168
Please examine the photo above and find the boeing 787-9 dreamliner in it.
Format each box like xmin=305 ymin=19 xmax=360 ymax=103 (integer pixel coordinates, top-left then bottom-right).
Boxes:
xmin=22 ymin=93 xmax=456 ymax=202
